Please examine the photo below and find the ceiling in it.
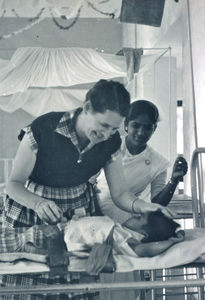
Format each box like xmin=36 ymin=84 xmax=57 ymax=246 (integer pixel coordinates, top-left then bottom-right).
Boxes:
xmin=0 ymin=0 xmax=183 ymax=67
xmin=0 ymin=17 xmax=123 ymax=59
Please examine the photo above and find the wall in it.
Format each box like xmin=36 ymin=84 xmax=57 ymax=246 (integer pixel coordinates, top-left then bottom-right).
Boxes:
xmin=182 ymin=0 xmax=205 ymax=195
xmin=137 ymin=56 xmax=177 ymax=172
xmin=0 ymin=17 xmax=123 ymax=59
xmin=122 ymin=23 xmax=178 ymax=176
xmin=0 ymin=16 xmax=123 ymax=182
xmin=0 ymin=109 xmax=33 ymax=182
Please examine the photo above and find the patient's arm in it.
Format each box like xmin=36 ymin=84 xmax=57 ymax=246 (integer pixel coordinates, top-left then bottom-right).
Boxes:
xmin=128 ymin=231 xmax=185 ymax=257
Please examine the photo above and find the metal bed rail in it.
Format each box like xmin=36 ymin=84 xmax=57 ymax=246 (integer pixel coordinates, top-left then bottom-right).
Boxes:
xmin=1 ymin=149 xmax=205 ymax=299
xmin=190 ymin=147 xmax=205 ymax=300
xmin=0 ymin=278 xmax=205 ymax=296
xmin=191 ymin=147 xmax=205 ymax=228
xmin=139 ymin=147 xmax=205 ymax=300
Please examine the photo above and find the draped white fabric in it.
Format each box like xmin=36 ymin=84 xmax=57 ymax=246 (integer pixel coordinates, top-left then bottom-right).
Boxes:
xmin=0 ymin=88 xmax=87 ymax=116
xmin=0 ymin=47 xmax=167 ymax=116
xmin=0 ymin=47 xmax=126 ymax=96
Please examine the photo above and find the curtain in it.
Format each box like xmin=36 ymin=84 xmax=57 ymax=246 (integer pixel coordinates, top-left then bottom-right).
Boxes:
xmin=0 ymin=88 xmax=87 ymax=116
xmin=0 ymin=47 xmax=168 ymax=116
xmin=0 ymin=47 xmax=126 ymax=96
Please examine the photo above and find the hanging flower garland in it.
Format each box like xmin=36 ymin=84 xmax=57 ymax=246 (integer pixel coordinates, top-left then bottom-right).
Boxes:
xmin=10 ymin=8 xmax=45 ymax=21
xmin=11 ymin=9 xmax=19 ymax=17
xmin=0 ymin=9 xmax=6 ymax=18
xmin=49 ymin=6 xmax=82 ymax=30
xmin=0 ymin=8 xmax=46 ymax=40
xmin=50 ymin=0 xmax=117 ymax=30
xmin=0 ymin=0 xmax=119 ymax=38
xmin=85 ymin=0 xmax=117 ymax=19
xmin=28 ymin=8 xmax=45 ymax=22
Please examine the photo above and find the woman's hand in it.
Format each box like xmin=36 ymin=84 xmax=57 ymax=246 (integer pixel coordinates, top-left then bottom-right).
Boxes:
xmin=171 ymin=156 xmax=188 ymax=183
xmin=133 ymin=199 xmax=175 ymax=218
xmin=34 ymin=199 xmax=63 ymax=224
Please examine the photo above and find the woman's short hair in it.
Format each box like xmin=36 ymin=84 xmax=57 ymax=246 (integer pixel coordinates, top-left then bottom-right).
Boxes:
xmin=125 ymin=100 xmax=159 ymax=125
xmin=85 ymin=79 xmax=130 ymax=117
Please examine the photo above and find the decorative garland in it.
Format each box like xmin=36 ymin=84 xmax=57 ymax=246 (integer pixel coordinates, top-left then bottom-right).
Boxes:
xmin=50 ymin=6 xmax=82 ymax=30
xmin=29 ymin=8 xmax=45 ymax=22
xmin=11 ymin=8 xmax=19 ymax=17
xmin=0 ymin=9 xmax=6 ymax=18
xmin=0 ymin=9 xmax=46 ymax=40
xmin=0 ymin=0 xmax=118 ymax=38
xmin=10 ymin=8 xmax=45 ymax=22
xmin=86 ymin=0 xmax=116 ymax=19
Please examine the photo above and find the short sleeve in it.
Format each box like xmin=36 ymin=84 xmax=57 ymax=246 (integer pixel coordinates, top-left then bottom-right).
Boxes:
xmin=17 ymin=113 xmax=56 ymax=155
xmin=17 ymin=113 xmax=51 ymax=154
xmin=18 ymin=126 xmax=38 ymax=154
xmin=109 ymin=148 xmax=121 ymax=163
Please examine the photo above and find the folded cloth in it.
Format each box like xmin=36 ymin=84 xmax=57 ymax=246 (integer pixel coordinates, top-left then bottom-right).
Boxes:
xmin=0 ymin=224 xmax=70 ymax=277
xmin=85 ymin=226 xmax=116 ymax=275
xmin=41 ymin=225 xmax=69 ymax=277
xmin=0 ymin=225 xmax=46 ymax=253
xmin=85 ymin=243 xmax=114 ymax=275
xmin=123 ymin=48 xmax=143 ymax=82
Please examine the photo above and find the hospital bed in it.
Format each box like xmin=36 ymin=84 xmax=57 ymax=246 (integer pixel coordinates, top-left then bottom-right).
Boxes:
xmin=0 ymin=148 xmax=205 ymax=299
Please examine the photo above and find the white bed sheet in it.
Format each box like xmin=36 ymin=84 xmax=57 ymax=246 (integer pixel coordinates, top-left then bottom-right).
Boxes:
xmin=0 ymin=228 xmax=205 ymax=275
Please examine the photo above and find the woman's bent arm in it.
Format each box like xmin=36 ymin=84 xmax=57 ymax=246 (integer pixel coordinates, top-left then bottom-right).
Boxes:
xmin=6 ymin=135 xmax=62 ymax=223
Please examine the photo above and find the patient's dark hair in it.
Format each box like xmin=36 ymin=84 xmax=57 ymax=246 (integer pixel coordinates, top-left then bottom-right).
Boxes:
xmin=142 ymin=211 xmax=180 ymax=243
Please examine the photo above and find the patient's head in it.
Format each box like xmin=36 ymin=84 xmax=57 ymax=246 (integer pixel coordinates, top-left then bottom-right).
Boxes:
xmin=123 ymin=211 xmax=180 ymax=243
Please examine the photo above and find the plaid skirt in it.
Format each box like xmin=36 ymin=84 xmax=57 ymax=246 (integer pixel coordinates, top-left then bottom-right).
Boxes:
xmin=0 ymin=180 xmax=99 ymax=300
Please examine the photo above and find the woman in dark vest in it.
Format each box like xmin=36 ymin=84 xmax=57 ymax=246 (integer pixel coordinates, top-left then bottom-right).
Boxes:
xmin=1 ymin=79 xmax=172 ymax=300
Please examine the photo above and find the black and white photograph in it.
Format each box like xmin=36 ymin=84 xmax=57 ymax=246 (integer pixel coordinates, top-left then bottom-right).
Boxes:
xmin=0 ymin=0 xmax=204 ymax=299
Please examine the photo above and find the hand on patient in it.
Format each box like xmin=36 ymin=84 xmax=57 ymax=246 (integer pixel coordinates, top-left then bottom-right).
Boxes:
xmin=133 ymin=199 xmax=175 ymax=219
xmin=34 ymin=199 xmax=63 ymax=224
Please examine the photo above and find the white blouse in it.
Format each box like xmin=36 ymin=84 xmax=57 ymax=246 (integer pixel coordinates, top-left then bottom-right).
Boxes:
xmin=98 ymin=136 xmax=170 ymax=223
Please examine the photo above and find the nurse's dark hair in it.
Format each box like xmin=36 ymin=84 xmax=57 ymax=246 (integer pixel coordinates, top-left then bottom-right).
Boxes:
xmin=142 ymin=211 xmax=180 ymax=243
xmin=125 ymin=100 xmax=159 ymax=126
xmin=85 ymin=79 xmax=130 ymax=117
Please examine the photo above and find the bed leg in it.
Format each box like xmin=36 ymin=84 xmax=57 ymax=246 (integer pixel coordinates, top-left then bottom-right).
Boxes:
xmin=150 ymin=270 xmax=156 ymax=300
xmin=197 ymin=267 xmax=204 ymax=300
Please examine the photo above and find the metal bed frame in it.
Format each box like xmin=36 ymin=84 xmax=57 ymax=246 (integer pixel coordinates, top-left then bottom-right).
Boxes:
xmin=0 ymin=148 xmax=205 ymax=299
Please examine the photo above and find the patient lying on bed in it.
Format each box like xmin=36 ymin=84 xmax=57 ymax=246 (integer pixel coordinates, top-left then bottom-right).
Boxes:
xmin=62 ymin=211 xmax=184 ymax=274
xmin=0 ymin=211 xmax=185 ymax=275
xmin=0 ymin=211 xmax=184 ymax=258
xmin=2 ymin=213 xmax=205 ymax=275
xmin=63 ymin=211 xmax=184 ymax=258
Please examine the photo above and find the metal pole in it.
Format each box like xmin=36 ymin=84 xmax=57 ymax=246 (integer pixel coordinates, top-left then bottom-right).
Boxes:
xmin=0 ymin=279 xmax=205 ymax=295
xmin=186 ymin=0 xmax=198 ymax=149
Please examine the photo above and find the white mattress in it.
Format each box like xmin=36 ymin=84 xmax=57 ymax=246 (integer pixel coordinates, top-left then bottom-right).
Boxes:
xmin=0 ymin=228 xmax=205 ymax=275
